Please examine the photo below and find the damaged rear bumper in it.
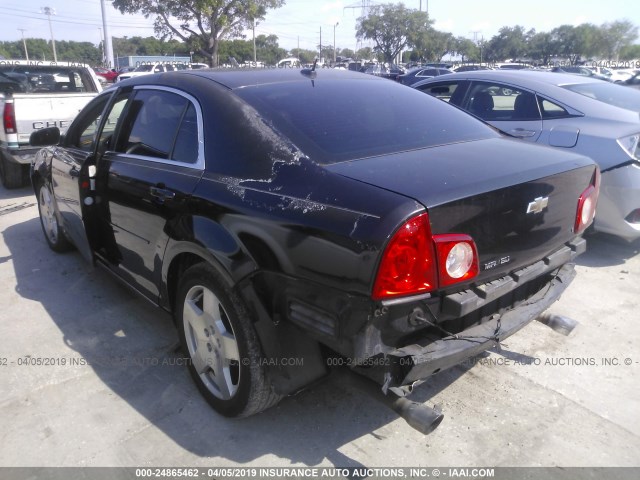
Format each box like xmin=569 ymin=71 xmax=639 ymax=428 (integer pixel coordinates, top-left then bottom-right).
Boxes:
xmin=358 ymin=260 xmax=578 ymax=394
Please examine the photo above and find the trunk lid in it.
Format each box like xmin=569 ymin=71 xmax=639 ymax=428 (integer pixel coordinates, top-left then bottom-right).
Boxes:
xmin=326 ymin=137 xmax=597 ymax=283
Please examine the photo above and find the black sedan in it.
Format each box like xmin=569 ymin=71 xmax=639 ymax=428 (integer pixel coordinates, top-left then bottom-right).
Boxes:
xmin=30 ymin=68 xmax=597 ymax=432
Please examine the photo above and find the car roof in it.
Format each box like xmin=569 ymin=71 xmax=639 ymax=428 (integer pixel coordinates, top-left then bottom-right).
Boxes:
xmin=119 ymin=68 xmax=371 ymax=90
xmin=411 ymin=69 xmax=610 ymax=98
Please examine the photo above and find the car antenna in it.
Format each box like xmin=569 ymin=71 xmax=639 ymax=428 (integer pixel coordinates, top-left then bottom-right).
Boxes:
xmin=301 ymin=58 xmax=318 ymax=81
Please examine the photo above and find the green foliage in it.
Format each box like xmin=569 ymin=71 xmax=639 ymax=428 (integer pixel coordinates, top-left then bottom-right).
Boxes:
xmin=289 ymin=48 xmax=317 ymax=64
xmin=0 ymin=38 xmax=100 ymax=64
xmin=356 ymin=3 xmax=431 ymax=62
xmin=111 ymin=0 xmax=286 ymax=67
xmin=620 ymin=44 xmax=640 ymax=60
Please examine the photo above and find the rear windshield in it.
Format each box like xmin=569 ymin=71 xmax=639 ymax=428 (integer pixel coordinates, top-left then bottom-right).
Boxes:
xmin=0 ymin=65 xmax=98 ymax=94
xmin=562 ymin=82 xmax=640 ymax=111
xmin=235 ymin=78 xmax=498 ymax=164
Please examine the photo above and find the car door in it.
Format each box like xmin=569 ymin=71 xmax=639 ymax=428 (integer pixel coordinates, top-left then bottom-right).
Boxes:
xmin=95 ymin=86 xmax=203 ymax=302
xmin=463 ymin=81 xmax=543 ymax=141
xmin=47 ymin=91 xmax=118 ymax=263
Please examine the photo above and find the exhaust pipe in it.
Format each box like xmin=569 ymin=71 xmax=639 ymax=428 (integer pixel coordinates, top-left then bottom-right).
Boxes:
xmin=387 ymin=396 xmax=444 ymax=435
xmin=349 ymin=372 xmax=444 ymax=434
xmin=536 ymin=312 xmax=579 ymax=336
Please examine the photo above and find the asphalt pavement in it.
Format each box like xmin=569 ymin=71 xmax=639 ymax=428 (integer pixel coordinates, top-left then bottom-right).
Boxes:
xmin=1 ymin=184 xmax=639 ymax=471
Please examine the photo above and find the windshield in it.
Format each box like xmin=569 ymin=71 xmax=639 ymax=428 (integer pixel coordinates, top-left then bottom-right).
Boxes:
xmin=236 ymin=77 xmax=498 ymax=164
xmin=134 ymin=65 xmax=155 ymax=72
xmin=562 ymin=82 xmax=640 ymax=111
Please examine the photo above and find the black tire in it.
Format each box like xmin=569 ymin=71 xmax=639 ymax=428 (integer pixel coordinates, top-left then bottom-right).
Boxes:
xmin=176 ymin=263 xmax=282 ymax=417
xmin=0 ymin=154 xmax=27 ymax=189
xmin=37 ymin=182 xmax=73 ymax=252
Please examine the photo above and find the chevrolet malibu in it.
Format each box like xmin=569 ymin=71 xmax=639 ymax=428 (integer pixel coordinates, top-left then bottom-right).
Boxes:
xmin=29 ymin=69 xmax=598 ymax=433
xmin=413 ymin=70 xmax=640 ymax=241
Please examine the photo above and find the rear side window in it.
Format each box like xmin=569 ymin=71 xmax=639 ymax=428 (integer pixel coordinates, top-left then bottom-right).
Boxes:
xmin=562 ymin=82 xmax=640 ymax=111
xmin=539 ymin=98 xmax=569 ymax=119
xmin=236 ymin=79 xmax=497 ymax=164
xmin=117 ymin=89 xmax=198 ymax=164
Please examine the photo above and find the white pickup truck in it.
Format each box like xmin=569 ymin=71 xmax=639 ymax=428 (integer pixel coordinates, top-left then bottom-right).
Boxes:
xmin=0 ymin=60 xmax=102 ymax=188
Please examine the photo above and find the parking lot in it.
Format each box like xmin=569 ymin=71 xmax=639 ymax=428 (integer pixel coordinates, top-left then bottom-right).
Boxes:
xmin=1 ymin=183 xmax=639 ymax=469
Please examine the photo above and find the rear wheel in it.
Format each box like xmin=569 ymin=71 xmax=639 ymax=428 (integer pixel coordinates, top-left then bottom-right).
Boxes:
xmin=37 ymin=182 xmax=73 ymax=252
xmin=176 ymin=263 xmax=282 ymax=417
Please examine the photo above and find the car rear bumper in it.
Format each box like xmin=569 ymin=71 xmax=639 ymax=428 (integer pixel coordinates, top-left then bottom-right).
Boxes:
xmin=394 ymin=263 xmax=575 ymax=386
xmin=354 ymin=259 xmax=579 ymax=393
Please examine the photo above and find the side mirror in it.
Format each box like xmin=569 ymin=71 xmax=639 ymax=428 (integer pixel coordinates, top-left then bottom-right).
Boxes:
xmin=30 ymin=127 xmax=60 ymax=147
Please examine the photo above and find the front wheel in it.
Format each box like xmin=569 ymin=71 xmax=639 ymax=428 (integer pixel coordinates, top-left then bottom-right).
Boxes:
xmin=37 ymin=182 xmax=73 ymax=252
xmin=176 ymin=263 xmax=282 ymax=417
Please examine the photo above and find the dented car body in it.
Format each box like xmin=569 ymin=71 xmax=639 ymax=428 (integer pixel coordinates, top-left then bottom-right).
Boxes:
xmin=30 ymin=69 xmax=598 ymax=431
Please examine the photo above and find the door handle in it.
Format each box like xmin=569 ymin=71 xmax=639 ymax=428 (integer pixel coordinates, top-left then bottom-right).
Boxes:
xmin=508 ymin=128 xmax=537 ymax=138
xmin=149 ymin=186 xmax=176 ymax=201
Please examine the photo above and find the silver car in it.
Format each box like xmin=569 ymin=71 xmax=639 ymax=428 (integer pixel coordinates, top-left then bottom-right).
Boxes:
xmin=413 ymin=70 xmax=640 ymax=241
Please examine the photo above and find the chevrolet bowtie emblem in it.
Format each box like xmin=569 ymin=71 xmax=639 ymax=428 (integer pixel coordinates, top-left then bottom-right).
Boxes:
xmin=527 ymin=196 xmax=549 ymax=214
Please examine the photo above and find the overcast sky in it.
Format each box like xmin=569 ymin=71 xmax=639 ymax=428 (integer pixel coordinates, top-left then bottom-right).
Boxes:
xmin=1 ymin=0 xmax=638 ymax=56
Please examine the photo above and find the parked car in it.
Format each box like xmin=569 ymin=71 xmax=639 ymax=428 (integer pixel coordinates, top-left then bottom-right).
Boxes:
xmin=117 ymin=63 xmax=180 ymax=82
xmin=452 ymin=64 xmax=492 ymax=72
xmin=587 ymin=66 xmax=634 ymax=83
xmin=0 ymin=60 xmax=102 ymax=188
xmin=624 ymin=71 xmax=640 ymax=90
xmin=29 ymin=69 xmax=597 ymax=432
xmin=551 ymin=65 xmax=611 ymax=81
xmin=360 ymin=64 xmax=405 ymax=80
xmin=398 ymin=66 xmax=451 ymax=86
xmin=413 ymin=69 xmax=640 ymax=241
xmin=93 ymin=67 xmax=119 ymax=83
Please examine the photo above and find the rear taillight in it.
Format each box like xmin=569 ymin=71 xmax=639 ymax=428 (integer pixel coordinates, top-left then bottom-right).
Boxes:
xmin=3 ymin=102 xmax=16 ymax=134
xmin=372 ymin=213 xmax=479 ymax=300
xmin=574 ymin=168 xmax=600 ymax=234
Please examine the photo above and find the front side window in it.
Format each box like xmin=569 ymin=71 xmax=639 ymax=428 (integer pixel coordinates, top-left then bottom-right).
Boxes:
xmin=467 ymin=83 xmax=540 ymax=121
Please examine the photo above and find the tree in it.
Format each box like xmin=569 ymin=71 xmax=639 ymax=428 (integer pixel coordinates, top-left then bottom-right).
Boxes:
xmin=413 ymin=30 xmax=454 ymax=62
xmin=339 ymin=48 xmax=355 ymax=59
xmin=255 ymin=34 xmax=287 ymax=65
xmin=355 ymin=46 xmax=375 ymax=60
xmin=111 ymin=0 xmax=285 ymax=67
xmin=289 ymin=48 xmax=316 ymax=63
xmin=485 ymin=25 xmax=528 ymax=62
xmin=620 ymin=44 xmax=640 ymax=60
xmin=356 ymin=3 xmax=431 ymax=63
xmin=528 ymin=31 xmax=555 ymax=65
xmin=550 ymin=25 xmax=582 ymax=65
xmin=454 ymin=37 xmax=478 ymax=63
xmin=600 ymin=20 xmax=638 ymax=60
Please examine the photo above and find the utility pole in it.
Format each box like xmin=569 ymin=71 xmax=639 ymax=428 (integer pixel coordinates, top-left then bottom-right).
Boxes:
xmin=18 ymin=29 xmax=29 ymax=61
xmin=41 ymin=7 xmax=57 ymax=63
xmin=253 ymin=19 xmax=257 ymax=64
xmin=333 ymin=22 xmax=339 ymax=63
xmin=319 ymin=26 xmax=322 ymax=64
xmin=100 ymin=0 xmax=114 ymax=68
xmin=98 ymin=27 xmax=103 ymax=64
